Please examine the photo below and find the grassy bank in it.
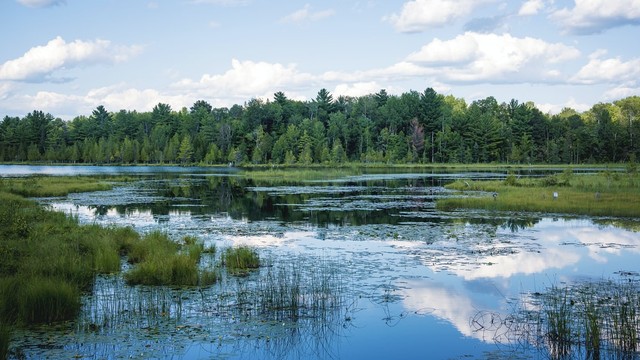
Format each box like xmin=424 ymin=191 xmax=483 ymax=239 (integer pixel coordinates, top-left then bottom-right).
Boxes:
xmin=0 ymin=175 xmax=115 ymax=197
xmin=438 ymin=170 xmax=640 ymax=217
xmin=0 ymin=176 xmax=220 ymax=358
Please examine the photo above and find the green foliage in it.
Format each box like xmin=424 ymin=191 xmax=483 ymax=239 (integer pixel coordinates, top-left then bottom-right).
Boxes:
xmin=503 ymin=172 xmax=518 ymax=186
xmin=0 ymin=183 xmax=145 ymax=329
xmin=627 ymin=154 xmax=638 ymax=174
xmin=3 ymin=94 xmax=638 ymax=166
xmin=223 ymin=246 xmax=260 ymax=273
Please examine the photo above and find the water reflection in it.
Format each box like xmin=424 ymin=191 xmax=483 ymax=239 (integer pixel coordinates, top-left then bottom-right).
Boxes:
xmin=27 ymin=170 xmax=640 ymax=359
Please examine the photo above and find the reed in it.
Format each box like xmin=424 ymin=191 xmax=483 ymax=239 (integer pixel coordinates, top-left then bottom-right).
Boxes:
xmin=483 ymin=279 xmax=640 ymax=359
xmin=543 ymin=286 xmax=574 ymax=358
xmin=20 ymin=277 xmax=81 ymax=324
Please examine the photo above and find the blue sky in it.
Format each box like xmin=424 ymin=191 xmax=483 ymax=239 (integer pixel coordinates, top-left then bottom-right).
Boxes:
xmin=1 ymin=0 xmax=639 ymax=119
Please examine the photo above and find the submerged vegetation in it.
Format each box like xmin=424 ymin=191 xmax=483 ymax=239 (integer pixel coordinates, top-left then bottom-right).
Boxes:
xmin=438 ymin=170 xmax=640 ymax=217
xmin=0 ymin=175 xmax=353 ymax=358
xmin=474 ymin=277 xmax=640 ymax=359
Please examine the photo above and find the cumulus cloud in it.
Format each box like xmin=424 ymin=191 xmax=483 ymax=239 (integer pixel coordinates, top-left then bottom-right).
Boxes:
xmin=518 ymin=0 xmax=544 ymax=16
xmin=7 ymin=84 xmax=193 ymax=119
xmin=17 ymin=0 xmax=65 ymax=8
xmin=0 ymin=83 xmax=13 ymax=101
xmin=173 ymin=59 xmax=315 ymax=102
xmin=406 ymin=32 xmax=580 ymax=83
xmin=385 ymin=0 xmax=495 ymax=32
xmin=333 ymin=82 xmax=381 ymax=98
xmin=281 ymin=4 xmax=335 ymax=23
xmin=552 ymin=0 xmax=640 ymax=34
xmin=537 ymin=97 xmax=592 ymax=114
xmin=463 ymin=15 xmax=507 ymax=33
xmin=0 ymin=36 xmax=142 ymax=82
xmin=571 ymin=51 xmax=640 ymax=85
xmin=603 ymin=86 xmax=640 ymax=101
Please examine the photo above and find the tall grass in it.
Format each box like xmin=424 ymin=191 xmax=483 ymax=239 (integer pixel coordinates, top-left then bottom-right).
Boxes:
xmin=125 ymin=232 xmax=218 ymax=286
xmin=0 ymin=188 xmax=146 ymax=325
xmin=477 ymin=279 xmax=640 ymax=359
xmin=0 ymin=322 xmax=9 ymax=360
xmin=0 ymin=175 xmax=113 ymax=197
xmin=439 ymin=172 xmax=640 ymax=217
xmin=223 ymin=246 xmax=260 ymax=274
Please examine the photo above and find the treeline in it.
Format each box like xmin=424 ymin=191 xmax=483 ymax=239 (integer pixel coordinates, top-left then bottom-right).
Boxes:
xmin=1 ymin=88 xmax=639 ymax=165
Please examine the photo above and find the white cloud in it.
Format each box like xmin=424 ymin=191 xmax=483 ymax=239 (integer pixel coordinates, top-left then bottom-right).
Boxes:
xmin=281 ymin=4 xmax=335 ymax=24
xmin=571 ymin=52 xmax=640 ymax=85
xmin=385 ymin=0 xmax=495 ymax=32
xmin=173 ymin=59 xmax=315 ymax=102
xmin=0 ymin=82 xmax=13 ymax=101
xmin=518 ymin=0 xmax=544 ymax=16
xmin=407 ymin=36 xmax=479 ymax=65
xmin=0 ymin=36 xmax=142 ymax=82
xmin=603 ymin=86 xmax=640 ymax=101
xmin=537 ymin=97 xmax=592 ymax=114
xmin=333 ymin=82 xmax=381 ymax=98
xmin=11 ymin=85 xmax=193 ymax=119
xmin=17 ymin=0 xmax=65 ymax=8
xmin=406 ymin=32 xmax=580 ymax=83
xmin=552 ymin=0 xmax=640 ymax=34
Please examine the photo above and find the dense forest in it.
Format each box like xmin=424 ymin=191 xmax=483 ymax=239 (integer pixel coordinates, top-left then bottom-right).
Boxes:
xmin=1 ymin=88 xmax=639 ymax=165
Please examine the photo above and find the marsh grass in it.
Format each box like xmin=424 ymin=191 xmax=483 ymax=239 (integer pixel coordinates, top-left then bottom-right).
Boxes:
xmin=0 ymin=188 xmax=145 ymax=326
xmin=439 ymin=172 xmax=640 ymax=217
xmin=477 ymin=278 xmax=640 ymax=359
xmin=0 ymin=322 xmax=9 ymax=360
xmin=224 ymin=257 xmax=348 ymax=324
xmin=0 ymin=176 xmax=113 ymax=197
xmin=243 ymin=167 xmax=360 ymax=183
xmin=223 ymin=246 xmax=260 ymax=274
xmin=125 ymin=232 xmax=217 ymax=286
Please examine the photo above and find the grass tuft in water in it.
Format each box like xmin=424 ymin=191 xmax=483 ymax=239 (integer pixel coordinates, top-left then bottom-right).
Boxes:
xmin=223 ymin=246 xmax=260 ymax=274
xmin=125 ymin=232 xmax=215 ymax=286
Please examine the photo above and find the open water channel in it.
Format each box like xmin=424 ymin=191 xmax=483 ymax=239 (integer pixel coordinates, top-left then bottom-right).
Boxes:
xmin=2 ymin=165 xmax=639 ymax=359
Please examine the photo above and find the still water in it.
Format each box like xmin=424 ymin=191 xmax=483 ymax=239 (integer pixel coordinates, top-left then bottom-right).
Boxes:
xmin=4 ymin=165 xmax=640 ymax=359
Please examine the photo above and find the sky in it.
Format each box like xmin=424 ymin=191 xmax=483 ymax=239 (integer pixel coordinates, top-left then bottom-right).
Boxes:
xmin=1 ymin=0 xmax=639 ymax=119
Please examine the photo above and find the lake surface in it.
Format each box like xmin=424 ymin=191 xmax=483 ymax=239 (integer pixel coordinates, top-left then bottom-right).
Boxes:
xmin=3 ymin=165 xmax=640 ymax=359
